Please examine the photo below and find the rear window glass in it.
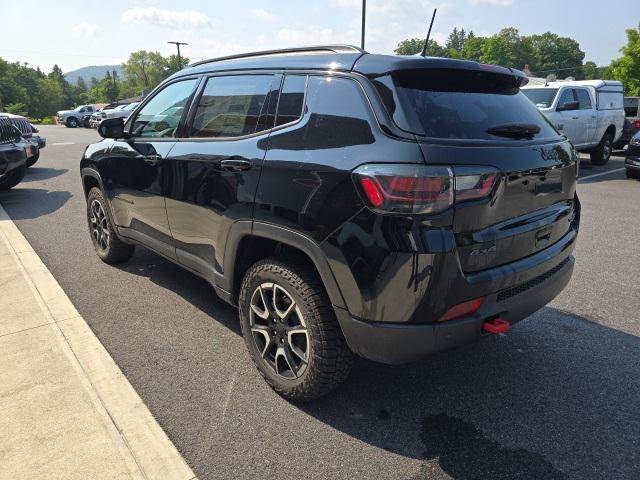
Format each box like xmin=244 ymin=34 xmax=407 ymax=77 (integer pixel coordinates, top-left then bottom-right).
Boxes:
xmin=377 ymin=69 xmax=560 ymax=141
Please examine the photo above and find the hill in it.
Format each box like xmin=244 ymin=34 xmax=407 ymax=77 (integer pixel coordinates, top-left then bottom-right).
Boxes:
xmin=64 ymin=65 xmax=126 ymax=84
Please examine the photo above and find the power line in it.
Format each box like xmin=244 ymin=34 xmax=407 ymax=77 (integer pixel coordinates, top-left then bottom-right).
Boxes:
xmin=530 ymin=64 xmax=608 ymax=75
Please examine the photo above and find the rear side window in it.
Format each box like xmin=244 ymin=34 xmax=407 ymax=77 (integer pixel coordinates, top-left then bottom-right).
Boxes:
xmin=376 ymin=69 xmax=560 ymax=140
xmin=275 ymin=75 xmax=306 ymax=127
xmin=190 ymin=75 xmax=273 ymax=138
xmin=574 ymin=89 xmax=592 ymax=110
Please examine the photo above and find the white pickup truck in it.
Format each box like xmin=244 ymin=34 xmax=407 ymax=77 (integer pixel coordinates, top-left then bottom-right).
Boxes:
xmin=522 ymin=80 xmax=625 ymax=165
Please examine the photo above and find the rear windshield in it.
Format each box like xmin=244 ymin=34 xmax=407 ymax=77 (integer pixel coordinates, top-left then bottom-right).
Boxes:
xmin=522 ymin=88 xmax=559 ymax=109
xmin=374 ymin=69 xmax=560 ymax=141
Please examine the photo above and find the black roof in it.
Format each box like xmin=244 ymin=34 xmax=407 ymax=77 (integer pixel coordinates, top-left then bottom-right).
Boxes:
xmin=169 ymin=44 xmax=527 ymax=84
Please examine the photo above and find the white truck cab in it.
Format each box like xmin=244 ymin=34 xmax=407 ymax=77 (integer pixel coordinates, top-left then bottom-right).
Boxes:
xmin=522 ymin=80 xmax=624 ymax=165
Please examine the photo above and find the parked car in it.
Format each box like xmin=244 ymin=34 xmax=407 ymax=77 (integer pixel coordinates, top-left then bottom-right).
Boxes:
xmin=81 ymin=46 xmax=580 ymax=401
xmin=0 ymin=113 xmax=45 ymax=167
xmin=625 ymin=131 xmax=640 ymax=179
xmin=57 ymin=105 xmax=97 ymax=128
xmin=103 ymin=102 xmax=139 ymax=120
xmin=616 ymin=96 xmax=640 ymax=149
xmin=0 ymin=117 xmax=28 ymax=190
xmin=522 ymin=80 xmax=625 ymax=165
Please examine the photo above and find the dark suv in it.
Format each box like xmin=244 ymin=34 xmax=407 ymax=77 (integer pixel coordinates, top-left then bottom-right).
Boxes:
xmin=0 ymin=117 xmax=28 ymax=190
xmin=80 ymin=45 xmax=579 ymax=401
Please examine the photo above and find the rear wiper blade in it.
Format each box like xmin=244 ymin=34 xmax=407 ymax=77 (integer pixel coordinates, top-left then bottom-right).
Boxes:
xmin=486 ymin=123 xmax=541 ymax=139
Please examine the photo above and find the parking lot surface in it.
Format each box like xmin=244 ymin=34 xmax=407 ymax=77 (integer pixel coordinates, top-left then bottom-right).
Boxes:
xmin=1 ymin=125 xmax=639 ymax=479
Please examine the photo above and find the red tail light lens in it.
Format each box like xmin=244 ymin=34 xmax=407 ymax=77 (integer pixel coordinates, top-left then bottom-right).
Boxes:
xmin=454 ymin=168 xmax=498 ymax=202
xmin=439 ymin=297 xmax=484 ymax=322
xmin=634 ymin=120 xmax=640 ymax=129
xmin=354 ymin=165 xmax=453 ymax=214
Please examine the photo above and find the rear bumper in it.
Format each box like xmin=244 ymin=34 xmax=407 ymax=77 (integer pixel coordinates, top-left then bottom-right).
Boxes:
xmin=336 ymin=231 xmax=576 ymax=364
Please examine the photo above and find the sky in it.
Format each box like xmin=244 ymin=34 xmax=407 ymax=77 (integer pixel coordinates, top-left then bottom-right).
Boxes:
xmin=0 ymin=0 xmax=637 ymax=73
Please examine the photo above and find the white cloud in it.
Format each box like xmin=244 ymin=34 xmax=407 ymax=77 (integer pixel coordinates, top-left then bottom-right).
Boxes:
xmin=121 ymin=6 xmax=213 ymax=30
xmin=72 ymin=22 xmax=99 ymax=38
xmin=469 ymin=0 xmax=513 ymax=5
xmin=329 ymin=0 xmax=361 ymax=8
xmin=249 ymin=8 xmax=277 ymax=22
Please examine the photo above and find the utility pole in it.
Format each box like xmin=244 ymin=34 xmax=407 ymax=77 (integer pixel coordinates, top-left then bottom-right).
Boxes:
xmin=168 ymin=41 xmax=189 ymax=67
xmin=361 ymin=0 xmax=366 ymax=50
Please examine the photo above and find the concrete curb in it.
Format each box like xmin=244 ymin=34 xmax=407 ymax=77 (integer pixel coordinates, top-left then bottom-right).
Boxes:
xmin=0 ymin=203 xmax=197 ymax=480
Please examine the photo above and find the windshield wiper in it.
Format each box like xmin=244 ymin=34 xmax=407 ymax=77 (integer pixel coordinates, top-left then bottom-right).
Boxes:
xmin=486 ymin=123 xmax=541 ymax=139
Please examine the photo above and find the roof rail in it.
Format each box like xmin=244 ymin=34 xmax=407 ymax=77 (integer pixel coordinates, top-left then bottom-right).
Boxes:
xmin=189 ymin=45 xmax=366 ymax=68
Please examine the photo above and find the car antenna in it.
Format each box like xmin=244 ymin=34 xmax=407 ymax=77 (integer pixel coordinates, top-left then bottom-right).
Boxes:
xmin=420 ymin=8 xmax=438 ymax=57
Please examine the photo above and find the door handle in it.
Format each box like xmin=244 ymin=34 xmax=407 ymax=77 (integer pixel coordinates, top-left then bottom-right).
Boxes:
xmin=571 ymin=117 xmax=579 ymax=120
xmin=143 ymin=155 xmax=162 ymax=166
xmin=220 ymin=159 xmax=252 ymax=171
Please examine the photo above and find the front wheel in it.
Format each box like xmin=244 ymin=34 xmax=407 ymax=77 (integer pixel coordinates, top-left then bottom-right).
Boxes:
xmin=66 ymin=117 xmax=78 ymax=128
xmin=0 ymin=164 xmax=26 ymax=191
xmin=86 ymin=187 xmax=135 ymax=264
xmin=26 ymin=150 xmax=40 ymax=167
xmin=239 ymin=258 xmax=354 ymax=402
xmin=590 ymin=132 xmax=613 ymax=165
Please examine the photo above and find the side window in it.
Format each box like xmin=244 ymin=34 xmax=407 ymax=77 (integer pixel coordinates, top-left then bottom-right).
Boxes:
xmin=131 ymin=79 xmax=197 ymax=138
xmin=190 ymin=75 xmax=273 ymax=138
xmin=275 ymin=75 xmax=306 ymax=127
xmin=557 ymin=89 xmax=575 ymax=108
xmin=575 ymin=89 xmax=592 ymax=110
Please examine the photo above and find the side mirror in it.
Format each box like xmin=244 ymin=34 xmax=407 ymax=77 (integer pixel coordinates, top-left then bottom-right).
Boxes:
xmin=98 ymin=117 xmax=126 ymax=139
xmin=557 ymin=101 xmax=579 ymax=112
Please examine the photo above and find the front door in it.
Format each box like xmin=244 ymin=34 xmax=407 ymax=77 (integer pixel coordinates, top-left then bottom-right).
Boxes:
xmin=103 ymin=78 xmax=199 ymax=259
xmin=163 ymin=73 xmax=279 ymax=283
xmin=555 ymin=88 xmax=581 ymax=146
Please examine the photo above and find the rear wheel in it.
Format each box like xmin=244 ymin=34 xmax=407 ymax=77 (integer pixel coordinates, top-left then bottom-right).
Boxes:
xmin=66 ymin=117 xmax=78 ymax=128
xmin=0 ymin=164 xmax=26 ymax=191
xmin=239 ymin=258 xmax=354 ymax=402
xmin=86 ymin=187 xmax=135 ymax=263
xmin=590 ymin=132 xmax=613 ymax=165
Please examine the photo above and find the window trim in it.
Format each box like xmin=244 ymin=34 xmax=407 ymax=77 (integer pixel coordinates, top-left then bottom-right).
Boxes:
xmin=182 ymin=72 xmax=281 ymax=142
xmin=123 ymin=75 xmax=202 ymax=142
xmin=273 ymin=74 xmax=308 ymax=130
xmin=574 ymin=88 xmax=593 ymax=110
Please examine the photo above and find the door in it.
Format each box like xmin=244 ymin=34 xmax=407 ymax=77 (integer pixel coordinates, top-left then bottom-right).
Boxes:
xmin=103 ymin=78 xmax=199 ymax=259
xmin=573 ymin=88 xmax=596 ymax=146
xmin=555 ymin=88 xmax=581 ymax=146
xmin=163 ymin=73 xmax=279 ymax=282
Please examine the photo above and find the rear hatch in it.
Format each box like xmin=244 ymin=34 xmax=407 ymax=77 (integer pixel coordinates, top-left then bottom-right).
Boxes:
xmin=373 ymin=66 xmax=578 ymax=273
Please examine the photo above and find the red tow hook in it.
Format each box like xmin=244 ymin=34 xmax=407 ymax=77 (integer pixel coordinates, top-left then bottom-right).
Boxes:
xmin=482 ymin=318 xmax=510 ymax=335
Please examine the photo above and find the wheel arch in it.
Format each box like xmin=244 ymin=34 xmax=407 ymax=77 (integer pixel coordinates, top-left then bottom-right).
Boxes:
xmin=220 ymin=222 xmax=347 ymax=311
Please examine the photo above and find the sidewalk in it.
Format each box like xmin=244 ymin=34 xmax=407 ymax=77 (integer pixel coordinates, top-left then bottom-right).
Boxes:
xmin=0 ymin=204 xmax=196 ymax=480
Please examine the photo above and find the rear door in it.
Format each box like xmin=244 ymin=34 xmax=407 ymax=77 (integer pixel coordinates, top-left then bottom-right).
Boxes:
xmin=163 ymin=73 xmax=279 ymax=281
xmin=103 ymin=78 xmax=198 ymax=259
xmin=382 ymin=68 xmax=578 ymax=273
xmin=573 ymin=88 xmax=596 ymax=146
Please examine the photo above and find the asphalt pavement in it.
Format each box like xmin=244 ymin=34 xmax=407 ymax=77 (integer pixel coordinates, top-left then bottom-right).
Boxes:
xmin=1 ymin=125 xmax=639 ymax=479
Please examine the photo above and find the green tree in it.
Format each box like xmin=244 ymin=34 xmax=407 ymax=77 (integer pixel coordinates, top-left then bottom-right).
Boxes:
xmin=32 ymin=77 xmax=65 ymax=117
xmin=610 ymin=22 xmax=640 ymax=95
xmin=394 ymin=37 xmax=447 ymax=57
xmin=480 ymin=28 xmax=532 ymax=69
xmin=582 ymin=61 xmax=602 ymax=80
xmin=460 ymin=36 xmax=487 ymax=62
xmin=527 ymin=32 xmax=585 ymax=79
xmin=446 ymin=28 xmax=473 ymax=53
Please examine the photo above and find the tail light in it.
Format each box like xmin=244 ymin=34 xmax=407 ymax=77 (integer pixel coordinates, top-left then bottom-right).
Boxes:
xmin=633 ymin=120 xmax=640 ymax=129
xmin=354 ymin=164 xmax=498 ymax=215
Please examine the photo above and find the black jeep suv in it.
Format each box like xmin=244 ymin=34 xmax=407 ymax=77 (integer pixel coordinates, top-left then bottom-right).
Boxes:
xmin=80 ymin=45 xmax=579 ymax=401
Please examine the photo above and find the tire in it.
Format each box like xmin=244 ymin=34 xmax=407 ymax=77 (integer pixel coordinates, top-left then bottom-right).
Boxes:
xmin=66 ymin=117 xmax=78 ymax=128
xmin=86 ymin=187 xmax=135 ymax=264
xmin=239 ymin=258 xmax=354 ymax=402
xmin=26 ymin=149 xmax=40 ymax=167
xmin=0 ymin=164 xmax=26 ymax=191
xmin=590 ymin=132 xmax=613 ymax=165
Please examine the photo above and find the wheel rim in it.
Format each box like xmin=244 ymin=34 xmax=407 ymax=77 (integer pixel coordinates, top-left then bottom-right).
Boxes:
xmin=603 ymin=140 xmax=611 ymax=161
xmin=89 ymin=199 xmax=110 ymax=251
xmin=249 ymin=282 xmax=310 ymax=380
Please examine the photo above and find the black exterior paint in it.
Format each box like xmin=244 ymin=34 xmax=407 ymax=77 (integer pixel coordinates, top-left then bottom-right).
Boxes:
xmin=80 ymin=50 xmax=579 ymax=364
